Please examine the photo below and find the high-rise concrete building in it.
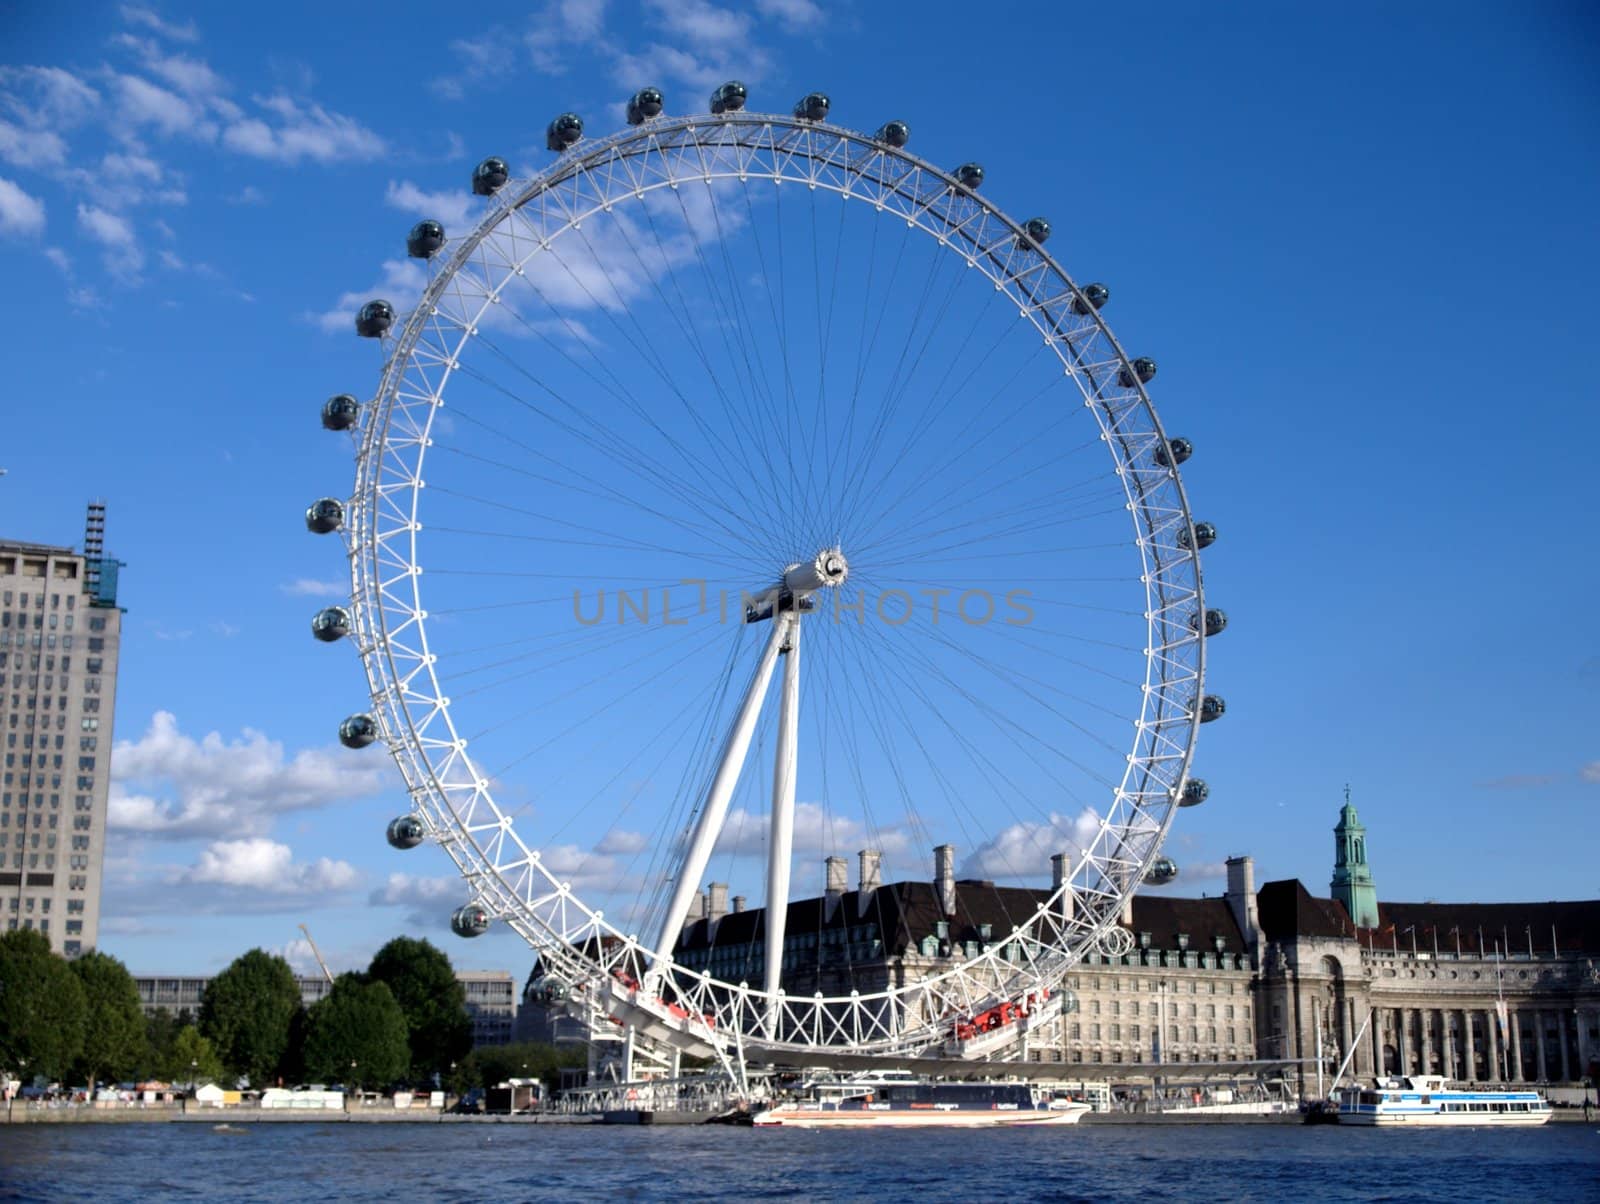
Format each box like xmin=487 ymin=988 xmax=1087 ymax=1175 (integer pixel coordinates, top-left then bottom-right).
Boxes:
xmin=0 ymin=503 xmax=123 ymax=957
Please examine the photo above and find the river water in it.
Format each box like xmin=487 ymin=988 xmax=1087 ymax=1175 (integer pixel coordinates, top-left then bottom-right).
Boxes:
xmin=2 ymin=1121 xmax=1597 ymax=1201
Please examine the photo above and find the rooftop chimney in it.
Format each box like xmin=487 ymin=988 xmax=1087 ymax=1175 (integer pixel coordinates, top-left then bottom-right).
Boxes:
xmin=934 ymin=844 xmax=956 ymax=916
xmin=825 ymin=856 xmax=848 ymax=898
xmin=1051 ymin=853 xmax=1075 ymax=923
xmin=707 ymin=882 xmax=729 ymax=922
xmin=732 ymin=894 xmax=746 ymax=914
xmin=1225 ymin=855 xmax=1261 ymax=955
xmin=859 ymin=849 xmax=882 ymax=893
xmin=824 ymin=855 xmax=848 ymax=922
xmin=685 ymin=891 xmax=707 ymax=926
xmin=857 ymin=849 xmax=882 ymax=919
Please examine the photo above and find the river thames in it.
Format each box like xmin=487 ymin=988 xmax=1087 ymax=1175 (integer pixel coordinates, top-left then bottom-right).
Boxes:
xmin=2 ymin=1122 xmax=1597 ymax=1202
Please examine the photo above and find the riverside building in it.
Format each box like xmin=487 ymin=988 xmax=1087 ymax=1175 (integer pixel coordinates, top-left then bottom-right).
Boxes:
xmin=524 ymin=800 xmax=1600 ymax=1091
xmin=132 ymin=970 xmax=520 ymax=1048
xmin=0 ymin=504 xmax=123 ymax=957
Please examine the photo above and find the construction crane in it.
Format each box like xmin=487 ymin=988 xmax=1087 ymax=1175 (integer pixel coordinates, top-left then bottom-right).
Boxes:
xmin=298 ymin=923 xmax=335 ymax=985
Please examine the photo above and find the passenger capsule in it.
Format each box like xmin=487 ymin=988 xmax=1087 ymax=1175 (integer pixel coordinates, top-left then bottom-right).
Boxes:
xmin=1147 ymin=857 xmax=1179 ymax=885
xmin=321 ymin=394 xmax=360 ymax=432
xmin=1195 ymin=695 xmax=1226 ymax=723
xmin=406 ymin=219 xmax=446 ymax=259
xmin=471 ymin=156 xmax=509 ymax=196
xmin=451 ymin=903 xmax=491 ymax=938
xmin=546 ymin=112 xmax=583 ymax=152
xmin=953 ymin=162 xmax=984 ymax=190
xmin=305 ymin=497 xmax=345 ymax=535
xmin=710 ymin=80 xmax=747 ymax=115
xmin=386 ymin=814 xmax=426 ymax=849
xmin=1153 ymin=436 xmax=1192 ymax=468
xmin=874 ymin=120 xmax=910 ymax=148
xmin=1189 ymin=608 xmax=1228 ymax=637
xmin=1018 ymin=218 xmax=1051 ymax=248
xmin=1071 ymin=282 xmax=1110 ymax=315
xmin=355 ymin=300 xmax=395 ymax=339
xmin=310 ymin=606 xmax=351 ymax=643
xmin=627 ymin=87 xmax=665 ymax=124
xmin=1119 ymin=357 xmax=1157 ymax=387
xmin=339 ymin=713 xmax=378 ymax=749
xmin=1179 ymin=779 xmax=1209 ymax=807
xmin=1178 ymin=521 xmax=1217 ymax=551
xmin=793 ymin=92 xmax=830 ymax=122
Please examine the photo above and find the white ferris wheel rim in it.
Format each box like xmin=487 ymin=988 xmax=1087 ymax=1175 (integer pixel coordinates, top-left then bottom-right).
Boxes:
xmin=340 ymin=108 xmax=1208 ymax=1057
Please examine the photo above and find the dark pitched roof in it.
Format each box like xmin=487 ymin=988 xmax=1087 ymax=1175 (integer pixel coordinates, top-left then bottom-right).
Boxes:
xmin=673 ymin=879 xmax=1247 ymax=954
xmin=1125 ymin=894 xmax=1247 ymax=954
xmin=1257 ymin=879 xmax=1355 ymax=941
xmin=1253 ymin=880 xmax=1600 ymax=955
xmin=1369 ymin=899 xmax=1600 ymax=956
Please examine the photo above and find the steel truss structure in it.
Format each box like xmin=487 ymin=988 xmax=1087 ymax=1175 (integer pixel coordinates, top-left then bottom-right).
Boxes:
xmin=331 ymin=107 xmax=1210 ymax=1073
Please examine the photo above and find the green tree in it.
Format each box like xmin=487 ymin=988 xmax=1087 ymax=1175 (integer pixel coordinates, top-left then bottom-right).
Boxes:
xmin=464 ymin=1040 xmax=584 ymax=1092
xmin=0 ymin=929 xmax=87 ymax=1081
xmin=366 ymin=937 xmax=472 ymax=1080
xmin=169 ymin=1025 xmax=225 ymax=1085
xmin=144 ymin=1007 xmax=181 ymax=1079
xmin=199 ymin=949 xmax=301 ymax=1087
xmin=301 ymin=974 xmax=410 ymax=1089
xmin=69 ymin=950 xmax=147 ymax=1090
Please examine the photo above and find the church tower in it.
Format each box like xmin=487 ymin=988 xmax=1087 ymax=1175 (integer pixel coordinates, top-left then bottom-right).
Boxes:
xmin=1330 ymin=787 xmax=1379 ymax=928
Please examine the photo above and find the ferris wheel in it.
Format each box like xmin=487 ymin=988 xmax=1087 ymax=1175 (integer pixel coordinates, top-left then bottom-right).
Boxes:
xmin=305 ymin=82 xmax=1224 ymax=1071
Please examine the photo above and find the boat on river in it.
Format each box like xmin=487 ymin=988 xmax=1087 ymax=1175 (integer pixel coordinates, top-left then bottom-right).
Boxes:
xmin=751 ymin=1073 xmax=1091 ymax=1128
xmin=1334 ymin=1074 xmax=1551 ymax=1126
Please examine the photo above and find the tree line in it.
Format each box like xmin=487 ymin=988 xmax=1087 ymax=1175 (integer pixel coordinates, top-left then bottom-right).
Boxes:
xmin=0 ymin=931 xmax=579 ymax=1093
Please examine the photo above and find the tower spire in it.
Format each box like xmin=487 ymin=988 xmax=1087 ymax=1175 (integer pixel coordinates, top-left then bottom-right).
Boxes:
xmin=1330 ymin=788 xmax=1379 ymax=928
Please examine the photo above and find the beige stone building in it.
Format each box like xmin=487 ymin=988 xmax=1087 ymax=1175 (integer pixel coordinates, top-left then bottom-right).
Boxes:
xmin=528 ymin=803 xmax=1600 ymax=1091
xmin=133 ymin=970 xmax=520 ymax=1047
xmin=0 ymin=505 xmax=122 ymax=957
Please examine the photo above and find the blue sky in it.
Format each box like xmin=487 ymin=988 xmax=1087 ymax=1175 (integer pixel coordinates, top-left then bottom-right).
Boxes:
xmin=2 ymin=1 xmax=1596 ymax=978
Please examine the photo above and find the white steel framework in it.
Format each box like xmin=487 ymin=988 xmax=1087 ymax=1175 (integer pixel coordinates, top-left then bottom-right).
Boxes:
xmin=331 ymin=107 xmax=1210 ymax=1065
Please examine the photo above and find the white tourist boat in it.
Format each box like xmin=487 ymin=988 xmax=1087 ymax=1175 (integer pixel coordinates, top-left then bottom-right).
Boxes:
xmin=752 ymin=1073 xmax=1091 ymax=1128
xmin=1334 ymin=1075 xmax=1552 ymax=1126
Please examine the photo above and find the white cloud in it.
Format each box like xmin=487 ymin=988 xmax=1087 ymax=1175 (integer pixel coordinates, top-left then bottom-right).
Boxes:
xmin=120 ymin=5 xmax=200 ymax=43
xmin=222 ymin=94 xmax=384 ymax=165
xmin=384 ymin=178 xmax=476 ymax=231
xmin=961 ymin=808 xmax=1104 ymax=880
xmin=0 ymin=65 xmax=101 ymax=130
xmin=113 ymin=73 xmax=215 ymax=140
xmin=369 ymin=871 xmax=467 ymax=928
xmin=713 ymin=801 xmax=911 ymax=860
xmin=186 ymin=837 xmax=360 ymax=893
xmin=67 ymin=285 xmax=103 ymax=310
xmin=554 ymin=0 xmax=608 ymax=40
xmin=610 ymin=43 xmax=759 ymax=94
xmin=158 ymin=248 xmax=183 ymax=269
xmin=77 ymin=203 xmax=134 ymax=246
xmin=310 ymin=257 xmax=426 ymax=334
xmin=101 ymin=150 xmax=163 ymax=180
xmin=643 ymin=0 xmax=751 ymax=49
xmin=1582 ymin=761 xmax=1600 ymax=784
xmin=370 ymin=871 xmax=461 ymax=909
xmin=108 ymin=710 xmax=392 ymax=840
xmin=279 ymin=577 xmax=346 ymax=596
xmin=0 ymin=176 xmax=45 ymax=237
xmin=227 ymin=184 xmax=267 ymax=205
xmin=43 ymin=245 xmax=71 ymax=273
xmin=755 ymin=0 xmax=824 ymax=29
xmin=0 ymin=120 xmax=67 ymax=168
xmin=595 ymin=828 xmax=650 ymax=856
xmin=144 ymin=52 xmax=226 ymax=97
xmin=77 ymin=202 xmax=144 ymax=281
